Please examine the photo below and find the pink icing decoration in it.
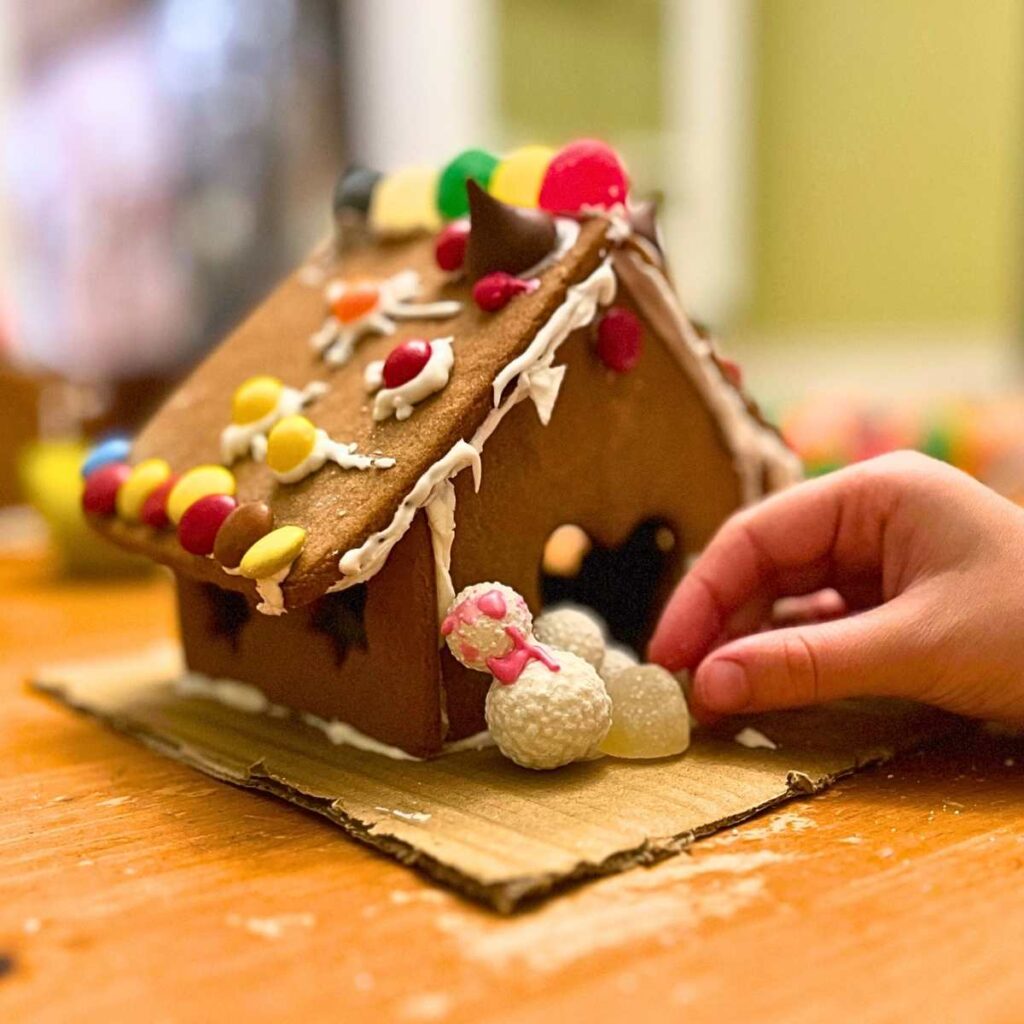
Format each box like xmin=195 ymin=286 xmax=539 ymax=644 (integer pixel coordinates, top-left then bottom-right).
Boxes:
xmin=477 ymin=589 xmax=507 ymax=620
xmin=460 ymin=641 xmax=480 ymax=664
xmin=487 ymin=626 xmax=560 ymax=685
xmin=441 ymin=599 xmax=481 ymax=637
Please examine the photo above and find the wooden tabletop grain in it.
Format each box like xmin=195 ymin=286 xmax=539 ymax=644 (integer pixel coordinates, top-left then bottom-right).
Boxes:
xmin=3 ymin=543 xmax=1024 ymax=1024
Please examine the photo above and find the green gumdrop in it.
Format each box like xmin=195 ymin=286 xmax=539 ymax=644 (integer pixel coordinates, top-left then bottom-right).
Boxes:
xmin=437 ymin=148 xmax=499 ymax=219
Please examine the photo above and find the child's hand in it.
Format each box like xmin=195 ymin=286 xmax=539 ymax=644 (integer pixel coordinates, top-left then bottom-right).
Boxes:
xmin=648 ymin=451 xmax=1024 ymax=725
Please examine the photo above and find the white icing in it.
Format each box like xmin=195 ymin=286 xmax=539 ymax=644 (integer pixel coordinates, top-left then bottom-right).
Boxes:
xmin=424 ymin=477 xmax=458 ymax=622
xmin=619 ymin=253 xmax=802 ymax=503
xmin=176 ymin=669 xmax=495 ymax=760
xmin=255 ymin=566 xmax=290 ymax=616
xmin=313 ymin=270 xmax=461 ymax=367
xmin=268 ymin=429 xmax=396 ymax=485
xmin=366 ymin=338 xmax=454 ymax=422
xmin=220 ymin=381 xmax=327 ymax=465
xmin=330 ymin=439 xmax=481 ymax=591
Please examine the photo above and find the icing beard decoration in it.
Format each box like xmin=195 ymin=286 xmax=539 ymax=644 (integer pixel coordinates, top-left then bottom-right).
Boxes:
xmin=363 ymin=337 xmax=454 ymax=422
xmin=312 ymin=271 xmax=461 ymax=367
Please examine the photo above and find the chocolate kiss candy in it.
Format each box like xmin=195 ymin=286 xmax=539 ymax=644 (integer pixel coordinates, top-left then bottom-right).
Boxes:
xmin=464 ymin=180 xmax=557 ymax=283
xmin=628 ymin=197 xmax=662 ymax=250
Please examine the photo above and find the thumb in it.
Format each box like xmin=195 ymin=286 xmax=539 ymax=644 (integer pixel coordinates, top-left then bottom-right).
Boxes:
xmin=691 ymin=596 xmax=945 ymax=716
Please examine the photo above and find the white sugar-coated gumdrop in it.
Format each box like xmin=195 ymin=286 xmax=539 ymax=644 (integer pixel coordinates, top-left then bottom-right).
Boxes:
xmin=599 ymin=645 xmax=639 ymax=685
xmin=442 ymin=582 xmax=533 ymax=673
xmin=534 ymin=606 xmax=606 ymax=669
xmin=486 ymin=650 xmax=612 ymax=770
xmin=599 ymin=664 xmax=690 ymax=760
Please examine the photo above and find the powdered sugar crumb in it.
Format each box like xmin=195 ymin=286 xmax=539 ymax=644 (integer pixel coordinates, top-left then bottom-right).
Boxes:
xmin=226 ymin=913 xmax=316 ymax=939
xmin=734 ymin=726 xmax=778 ymax=750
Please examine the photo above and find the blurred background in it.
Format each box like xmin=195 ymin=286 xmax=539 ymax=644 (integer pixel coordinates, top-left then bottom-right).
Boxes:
xmin=2 ymin=0 xmax=1024 ymax=564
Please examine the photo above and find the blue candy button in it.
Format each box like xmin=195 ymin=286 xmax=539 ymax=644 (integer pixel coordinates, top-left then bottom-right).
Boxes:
xmin=81 ymin=436 xmax=132 ymax=478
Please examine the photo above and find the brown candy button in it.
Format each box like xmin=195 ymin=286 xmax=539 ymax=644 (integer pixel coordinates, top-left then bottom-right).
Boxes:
xmin=464 ymin=180 xmax=557 ymax=283
xmin=213 ymin=501 xmax=274 ymax=569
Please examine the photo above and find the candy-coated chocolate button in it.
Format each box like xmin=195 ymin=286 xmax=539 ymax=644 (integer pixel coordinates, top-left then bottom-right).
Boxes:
xmin=489 ymin=145 xmax=555 ymax=207
xmin=539 ymin=138 xmax=629 ymax=213
xmin=82 ymin=463 xmax=131 ymax=517
xmin=115 ymin=458 xmax=172 ymax=522
xmin=437 ymin=149 xmax=499 ymax=220
xmin=213 ymin=501 xmax=274 ymax=569
xmin=167 ymin=465 xmax=236 ymax=524
xmin=81 ymin=436 xmax=131 ymax=478
xmin=232 ymin=375 xmax=283 ymax=425
xmin=140 ymin=474 xmax=178 ymax=529
xmin=266 ymin=415 xmax=317 ymax=474
xmin=382 ymin=339 xmax=432 ymax=389
xmin=178 ymin=493 xmax=237 ymax=556
xmin=238 ymin=525 xmax=306 ymax=580
xmin=331 ymin=283 xmax=380 ymax=324
xmin=369 ymin=166 xmax=442 ymax=235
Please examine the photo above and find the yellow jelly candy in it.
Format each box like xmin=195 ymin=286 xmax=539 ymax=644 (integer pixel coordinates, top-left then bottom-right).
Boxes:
xmin=369 ymin=166 xmax=442 ymax=235
xmin=116 ymin=458 xmax=172 ymax=522
xmin=266 ymin=415 xmax=317 ymax=474
xmin=489 ymin=145 xmax=555 ymax=208
xmin=232 ymin=375 xmax=283 ymax=425
xmin=239 ymin=525 xmax=306 ymax=580
xmin=167 ymin=465 xmax=236 ymax=524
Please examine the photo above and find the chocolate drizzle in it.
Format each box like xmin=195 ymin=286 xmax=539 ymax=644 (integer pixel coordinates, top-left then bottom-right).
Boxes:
xmin=464 ymin=180 xmax=557 ymax=283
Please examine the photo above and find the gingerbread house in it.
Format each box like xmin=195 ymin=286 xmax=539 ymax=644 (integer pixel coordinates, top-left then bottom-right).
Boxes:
xmin=83 ymin=140 xmax=800 ymax=759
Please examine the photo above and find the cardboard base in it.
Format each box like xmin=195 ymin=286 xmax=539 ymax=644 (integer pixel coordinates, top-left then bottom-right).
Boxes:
xmin=32 ymin=643 xmax=960 ymax=912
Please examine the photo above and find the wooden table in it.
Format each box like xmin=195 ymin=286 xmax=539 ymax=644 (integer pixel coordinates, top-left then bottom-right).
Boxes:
xmin=4 ymin=544 xmax=1024 ymax=1024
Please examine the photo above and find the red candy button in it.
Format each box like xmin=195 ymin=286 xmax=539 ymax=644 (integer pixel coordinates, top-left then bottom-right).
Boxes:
xmin=178 ymin=493 xmax=237 ymax=556
xmin=82 ymin=463 xmax=131 ymax=517
xmin=140 ymin=474 xmax=179 ymax=529
xmin=596 ymin=307 xmax=643 ymax=373
xmin=434 ymin=220 xmax=470 ymax=272
xmin=538 ymin=139 xmax=629 ymax=213
xmin=331 ymin=282 xmax=379 ymax=324
xmin=717 ymin=356 xmax=743 ymax=388
xmin=472 ymin=272 xmax=537 ymax=313
xmin=382 ymin=339 xmax=432 ymax=389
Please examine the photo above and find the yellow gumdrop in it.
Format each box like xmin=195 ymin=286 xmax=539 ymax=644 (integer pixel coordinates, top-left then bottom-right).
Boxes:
xmin=116 ymin=458 xmax=171 ymax=522
xmin=266 ymin=415 xmax=317 ymax=474
xmin=489 ymin=145 xmax=555 ymax=207
xmin=167 ymin=465 xmax=236 ymax=524
xmin=232 ymin=375 xmax=283 ymax=425
xmin=238 ymin=525 xmax=306 ymax=580
xmin=369 ymin=166 xmax=442 ymax=235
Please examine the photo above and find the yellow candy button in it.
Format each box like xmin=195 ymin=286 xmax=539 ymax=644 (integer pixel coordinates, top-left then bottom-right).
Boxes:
xmin=489 ymin=145 xmax=555 ymax=207
xmin=238 ymin=525 xmax=306 ymax=580
xmin=369 ymin=166 xmax=442 ymax=235
xmin=266 ymin=415 xmax=317 ymax=474
xmin=167 ymin=465 xmax=236 ymax=524
xmin=116 ymin=458 xmax=171 ymax=522
xmin=232 ymin=375 xmax=283 ymax=425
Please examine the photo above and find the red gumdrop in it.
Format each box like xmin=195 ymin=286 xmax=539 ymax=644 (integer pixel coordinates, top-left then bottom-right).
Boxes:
xmin=82 ymin=463 xmax=131 ymax=517
xmin=596 ymin=307 xmax=643 ymax=373
xmin=538 ymin=139 xmax=629 ymax=213
xmin=140 ymin=474 xmax=179 ymax=529
xmin=382 ymin=339 xmax=432 ymax=389
xmin=178 ymin=493 xmax=237 ymax=556
xmin=434 ymin=220 xmax=470 ymax=272
xmin=472 ymin=272 xmax=535 ymax=313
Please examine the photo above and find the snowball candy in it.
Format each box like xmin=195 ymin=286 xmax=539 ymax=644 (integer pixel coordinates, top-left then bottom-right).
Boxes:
xmin=534 ymin=607 xmax=606 ymax=669
xmin=369 ymin=166 xmax=442 ymax=235
xmin=489 ymin=145 xmax=555 ymax=207
xmin=599 ymin=664 xmax=690 ymax=760
xmin=442 ymin=582 xmax=533 ymax=673
xmin=599 ymin=645 xmax=639 ymax=685
xmin=538 ymin=139 xmax=629 ymax=213
xmin=486 ymin=651 xmax=612 ymax=770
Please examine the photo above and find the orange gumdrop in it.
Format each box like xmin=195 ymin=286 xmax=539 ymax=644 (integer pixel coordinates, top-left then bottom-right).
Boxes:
xmin=332 ymin=282 xmax=380 ymax=323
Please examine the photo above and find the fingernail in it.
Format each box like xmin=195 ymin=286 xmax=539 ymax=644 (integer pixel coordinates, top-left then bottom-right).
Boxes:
xmin=697 ymin=660 xmax=751 ymax=714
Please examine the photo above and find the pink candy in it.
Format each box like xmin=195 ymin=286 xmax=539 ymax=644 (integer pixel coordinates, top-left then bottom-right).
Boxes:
xmin=472 ymin=272 xmax=537 ymax=313
xmin=82 ymin=463 xmax=131 ymax=517
xmin=538 ymin=139 xmax=629 ymax=213
xmin=596 ymin=306 xmax=643 ymax=372
xmin=140 ymin=474 xmax=178 ymax=529
xmin=382 ymin=339 xmax=432 ymax=389
xmin=178 ymin=493 xmax=237 ymax=555
xmin=434 ymin=220 xmax=470 ymax=272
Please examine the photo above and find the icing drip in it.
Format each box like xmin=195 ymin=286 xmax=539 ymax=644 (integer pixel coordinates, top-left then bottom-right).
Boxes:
xmin=220 ymin=381 xmax=327 ymax=465
xmin=487 ymin=626 xmax=560 ymax=684
xmin=268 ymin=429 xmax=396 ymax=484
xmin=365 ymin=337 xmax=454 ymax=422
xmin=254 ymin=566 xmax=290 ymax=616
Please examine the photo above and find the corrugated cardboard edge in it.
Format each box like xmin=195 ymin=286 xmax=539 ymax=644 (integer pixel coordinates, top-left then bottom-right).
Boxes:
xmin=31 ymin=671 xmax=964 ymax=914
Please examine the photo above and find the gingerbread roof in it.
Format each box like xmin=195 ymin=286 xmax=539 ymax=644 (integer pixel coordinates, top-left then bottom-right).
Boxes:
xmin=86 ymin=141 xmax=799 ymax=611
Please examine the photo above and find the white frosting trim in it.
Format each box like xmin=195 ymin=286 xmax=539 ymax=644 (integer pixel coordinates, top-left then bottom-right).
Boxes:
xmin=220 ymin=381 xmax=327 ymax=465
xmin=255 ymin=566 xmax=290 ymax=616
xmin=269 ymin=429 xmax=396 ymax=484
xmin=619 ymin=253 xmax=802 ymax=502
xmin=366 ymin=338 xmax=454 ymax=422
